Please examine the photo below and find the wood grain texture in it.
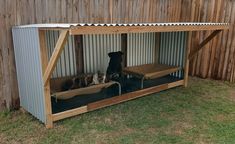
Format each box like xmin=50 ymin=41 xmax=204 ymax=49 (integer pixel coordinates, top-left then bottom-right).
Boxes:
xmin=69 ymin=25 xmax=228 ymax=35
xmin=39 ymin=30 xmax=53 ymax=128
xmin=0 ymin=0 xmax=234 ymax=110
xmin=52 ymin=106 xmax=87 ymax=121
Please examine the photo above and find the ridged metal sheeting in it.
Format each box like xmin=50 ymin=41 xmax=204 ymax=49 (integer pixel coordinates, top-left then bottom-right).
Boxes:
xmin=14 ymin=22 xmax=229 ymax=28
xmin=83 ymin=34 xmax=122 ymax=73
xmin=46 ymin=31 xmax=77 ymax=78
xmin=12 ymin=28 xmax=45 ymax=123
xmin=159 ymin=32 xmax=187 ymax=78
xmin=127 ymin=33 xmax=156 ymax=66
xmin=75 ymin=22 xmax=229 ymax=27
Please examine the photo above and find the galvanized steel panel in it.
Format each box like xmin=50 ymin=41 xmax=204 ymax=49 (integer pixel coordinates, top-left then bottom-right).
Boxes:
xmin=46 ymin=31 xmax=77 ymax=78
xmin=159 ymin=32 xmax=187 ymax=78
xmin=83 ymin=34 xmax=122 ymax=73
xmin=12 ymin=28 xmax=45 ymax=123
xmin=14 ymin=22 xmax=229 ymax=28
xmin=127 ymin=33 xmax=156 ymax=66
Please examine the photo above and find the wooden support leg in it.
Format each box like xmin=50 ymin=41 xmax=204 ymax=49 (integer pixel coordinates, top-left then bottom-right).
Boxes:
xmin=41 ymin=30 xmax=68 ymax=128
xmin=45 ymin=83 xmax=53 ymax=128
xmin=184 ymin=32 xmax=192 ymax=87
xmin=39 ymin=30 xmax=53 ymax=128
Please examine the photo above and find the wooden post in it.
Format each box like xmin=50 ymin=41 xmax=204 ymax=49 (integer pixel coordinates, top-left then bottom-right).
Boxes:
xmin=121 ymin=34 xmax=127 ymax=68
xmin=39 ymin=30 xmax=53 ymax=128
xmin=184 ymin=32 xmax=192 ymax=87
xmin=74 ymin=35 xmax=84 ymax=74
xmin=154 ymin=32 xmax=160 ymax=64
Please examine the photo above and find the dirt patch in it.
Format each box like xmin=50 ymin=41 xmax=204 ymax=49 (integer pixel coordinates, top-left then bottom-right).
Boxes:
xmin=215 ymin=114 xmax=225 ymax=122
xmin=0 ymin=133 xmax=19 ymax=144
xmin=230 ymin=90 xmax=235 ymax=102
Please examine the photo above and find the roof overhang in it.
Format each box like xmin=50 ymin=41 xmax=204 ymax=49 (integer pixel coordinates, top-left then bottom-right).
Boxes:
xmin=69 ymin=23 xmax=229 ymax=35
xmin=14 ymin=23 xmax=230 ymax=35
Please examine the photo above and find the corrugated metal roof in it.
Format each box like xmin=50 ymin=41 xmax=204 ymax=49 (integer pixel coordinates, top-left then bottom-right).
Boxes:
xmin=14 ymin=22 xmax=229 ymax=28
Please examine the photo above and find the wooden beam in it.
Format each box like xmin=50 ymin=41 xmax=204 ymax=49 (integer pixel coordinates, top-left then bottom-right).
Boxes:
xmin=121 ymin=34 xmax=127 ymax=68
xmin=52 ymin=106 xmax=87 ymax=121
xmin=43 ymin=30 xmax=68 ymax=85
xmin=39 ymin=30 xmax=53 ymax=128
xmin=184 ymin=32 xmax=192 ymax=87
xmin=52 ymin=81 xmax=120 ymax=100
xmin=154 ymin=33 xmax=160 ymax=64
xmin=87 ymin=80 xmax=184 ymax=111
xmin=69 ymin=25 xmax=229 ymax=35
xmin=189 ymin=30 xmax=222 ymax=60
xmin=168 ymin=80 xmax=184 ymax=88
xmin=74 ymin=35 xmax=84 ymax=74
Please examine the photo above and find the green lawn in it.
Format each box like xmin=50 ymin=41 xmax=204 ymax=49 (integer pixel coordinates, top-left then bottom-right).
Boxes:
xmin=1 ymin=77 xmax=235 ymax=144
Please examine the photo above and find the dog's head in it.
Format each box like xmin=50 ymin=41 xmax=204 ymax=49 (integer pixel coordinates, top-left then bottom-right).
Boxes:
xmin=108 ymin=51 xmax=123 ymax=63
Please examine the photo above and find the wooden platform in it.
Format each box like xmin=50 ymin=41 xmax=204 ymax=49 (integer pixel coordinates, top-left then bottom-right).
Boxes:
xmin=123 ymin=64 xmax=180 ymax=79
xmin=52 ymin=81 xmax=121 ymax=100
xmin=123 ymin=64 xmax=180 ymax=89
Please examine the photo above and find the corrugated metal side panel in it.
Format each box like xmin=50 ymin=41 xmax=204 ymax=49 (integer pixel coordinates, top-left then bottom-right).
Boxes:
xmin=12 ymin=28 xmax=45 ymax=123
xmin=83 ymin=34 xmax=122 ymax=73
xmin=127 ymin=33 xmax=156 ymax=66
xmin=46 ymin=31 xmax=77 ymax=78
xmin=159 ymin=32 xmax=187 ymax=78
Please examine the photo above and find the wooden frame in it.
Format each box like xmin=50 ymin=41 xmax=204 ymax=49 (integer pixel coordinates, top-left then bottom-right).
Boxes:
xmin=189 ymin=30 xmax=222 ymax=60
xmin=69 ymin=25 xmax=229 ymax=35
xmin=39 ymin=30 xmax=53 ymax=128
xmin=38 ymin=24 xmax=229 ymax=128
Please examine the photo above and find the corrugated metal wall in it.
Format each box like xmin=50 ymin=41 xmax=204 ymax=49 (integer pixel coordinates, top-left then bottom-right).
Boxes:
xmin=82 ymin=32 xmax=186 ymax=79
xmin=127 ymin=33 xmax=156 ymax=66
xmin=12 ymin=28 xmax=45 ymax=123
xmin=159 ymin=32 xmax=187 ymax=78
xmin=46 ymin=31 xmax=77 ymax=78
xmin=83 ymin=34 xmax=122 ymax=73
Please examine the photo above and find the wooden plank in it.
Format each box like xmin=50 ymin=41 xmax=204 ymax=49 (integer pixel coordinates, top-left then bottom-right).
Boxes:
xmin=189 ymin=30 xmax=222 ymax=60
xmin=168 ymin=80 xmax=184 ymax=88
xmin=184 ymin=31 xmax=192 ymax=87
xmin=52 ymin=106 xmax=87 ymax=121
xmin=74 ymin=35 xmax=84 ymax=74
xmin=52 ymin=81 xmax=120 ymax=100
xmin=154 ymin=32 xmax=160 ymax=64
xmin=0 ymin=0 xmax=7 ymax=110
xmin=39 ymin=30 xmax=53 ymax=128
xmin=121 ymin=34 xmax=127 ymax=68
xmin=43 ymin=30 xmax=69 ymax=85
xmin=69 ymin=25 xmax=229 ymax=35
xmin=87 ymin=80 xmax=184 ymax=111
xmin=123 ymin=64 xmax=180 ymax=79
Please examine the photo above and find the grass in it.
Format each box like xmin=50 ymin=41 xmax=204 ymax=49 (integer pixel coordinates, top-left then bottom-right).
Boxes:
xmin=0 ymin=77 xmax=235 ymax=144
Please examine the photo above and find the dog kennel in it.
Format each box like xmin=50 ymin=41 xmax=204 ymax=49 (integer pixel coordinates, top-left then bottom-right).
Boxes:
xmin=12 ymin=23 xmax=229 ymax=128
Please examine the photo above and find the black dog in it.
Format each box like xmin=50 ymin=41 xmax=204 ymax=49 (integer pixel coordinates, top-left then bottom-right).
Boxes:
xmin=106 ymin=51 xmax=123 ymax=81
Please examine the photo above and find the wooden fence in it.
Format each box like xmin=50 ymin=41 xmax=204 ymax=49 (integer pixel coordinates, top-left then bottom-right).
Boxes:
xmin=0 ymin=0 xmax=234 ymax=110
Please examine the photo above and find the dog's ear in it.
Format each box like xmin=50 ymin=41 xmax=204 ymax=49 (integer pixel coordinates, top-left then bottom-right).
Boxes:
xmin=108 ymin=52 xmax=114 ymax=57
xmin=108 ymin=51 xmax=123 ymax=57
xmin=118 ymin=51 xmax=123 ymax=55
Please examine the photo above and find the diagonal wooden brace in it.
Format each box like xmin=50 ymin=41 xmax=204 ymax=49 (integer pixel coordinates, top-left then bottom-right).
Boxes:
xmin=189 ymin=30 xmax=222 ymax=60
xmin=43 ymin=30 xmax=69 ymax=85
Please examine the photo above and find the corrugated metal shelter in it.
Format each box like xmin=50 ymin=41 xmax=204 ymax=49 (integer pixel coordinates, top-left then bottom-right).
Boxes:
xmin=12 ymin=23 xmax=229 ymax=128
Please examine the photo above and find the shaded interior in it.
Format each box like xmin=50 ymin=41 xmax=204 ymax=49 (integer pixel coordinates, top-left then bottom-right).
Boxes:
xmin=52 ymin=75 xmax=182 ymax=113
